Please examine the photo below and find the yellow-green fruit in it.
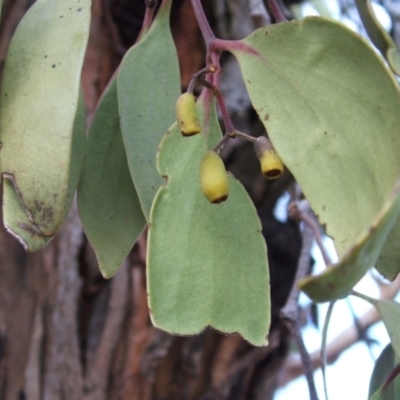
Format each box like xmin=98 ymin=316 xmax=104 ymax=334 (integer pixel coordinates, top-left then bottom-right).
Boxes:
xmin=176 ymin=93 xmax=201 ymax=136
xmin=199 ymin=151 xmax=229 ymax=204
xmin=254 ymin=136 xmax=284 ymax=179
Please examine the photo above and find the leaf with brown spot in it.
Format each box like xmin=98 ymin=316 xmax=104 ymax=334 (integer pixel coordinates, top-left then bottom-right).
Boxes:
xmin=229 ymin=17 xmax=400 ymax=301
xmin=0 ymin=0 xmax=90 ymax=250
xmin=3 ymin=90 xmax=86 ymax=251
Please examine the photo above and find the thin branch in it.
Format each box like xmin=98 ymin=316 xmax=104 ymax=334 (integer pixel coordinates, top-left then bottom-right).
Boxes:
xmin=197 ymin=77 xmax=235 ymax=133
xmin=289 ymin=319 xmax=320 ymax=400
xmin=351 ymin=290 xmax=376 ymax=304
xmin=212 ymin=130 xmax=256 ymax=152
xmin=212 ymin=134 xmax=230 ymax=152
xmin=230 ymin=130 xmax=257 ymax=142
xmin=187 ymin=65 xmax=220 ymax=94
xmin=280 ymin=276 xmax=400 ymax=386
xmin=346 ymin=297 xmax=376 ymax=360
xmin=281 ymin=222 xmax=314 ymax=320
xmin=288 ymin=200 xmax=332 ymax=267
xmin=281 ymin=221 xmax=319 ymax=400
xmin=300 ymin=212 xmax=332 ymax=267
xmin=281 ymin=308 xmax=379 ymax=386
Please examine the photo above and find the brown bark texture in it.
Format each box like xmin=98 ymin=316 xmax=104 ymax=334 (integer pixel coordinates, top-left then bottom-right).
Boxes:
xmin=0 ymin=1 xmax=302 ymax=399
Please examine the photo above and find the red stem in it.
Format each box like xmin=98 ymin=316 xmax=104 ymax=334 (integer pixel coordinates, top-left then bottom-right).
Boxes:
xmin=138 ymin=3 xmax=156 ymax=40
xmin=382 ymin=363 xmax=400 ymax=392
xmin=266 ymin=0 xmax=287 ymax=23
xmin=189 ymin=0 xmax=238 ymax=143
xmin=300 ymin=212 xmax=332 ymax=267
xmin=210 ymin=39 xmax=261 ymax=58
xmin=190 ymin=0 xmax=216 ymax=46
xmin=207 ymin=53 xmax=235 ymax=134
xmin=198 ymin=77 xmax=235 ymax=134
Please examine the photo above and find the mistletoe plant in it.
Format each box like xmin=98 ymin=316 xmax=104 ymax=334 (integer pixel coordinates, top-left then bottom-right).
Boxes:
xmin=1 ymin=0 xmax=400 ymax=390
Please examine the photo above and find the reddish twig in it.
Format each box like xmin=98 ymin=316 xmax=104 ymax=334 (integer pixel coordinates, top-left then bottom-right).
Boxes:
xmin=190 ymin=0 xmax=216 ymax=46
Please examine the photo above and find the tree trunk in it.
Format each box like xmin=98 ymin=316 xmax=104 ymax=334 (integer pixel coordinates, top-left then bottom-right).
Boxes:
xmin=0 ymin=1 xmax=301 ymax=399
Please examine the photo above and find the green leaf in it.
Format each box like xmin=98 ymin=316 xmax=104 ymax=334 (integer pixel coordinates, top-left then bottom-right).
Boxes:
xmin=0 ymin=0 xmax=90 ymax=249
xmin=369 ymin=344 xmax=400 ymax=400
xmin=354 ymin=0 xmax=400 ymax=76
xmin=377 ymin=219 xmax=400 ymax=281
xmin=3 ymin=89 xmax=86 ymax=251
xmin=147 ymin=93 xmax=270 ymax=347
xmin=228 ymin=17 xmax=400 ymax=302
xmin=299 ymin=181 xmax=400 ymax=302
xmin=2 ymin=179 xmax=50 ymax=251
xmin=117 ymin=1 xmax=180 ymax=220
xmin=67 ymin=89 xmax=87 ymax=217
xmin=370 ymin=388 xmax=384 ymax=400
xmin=375 ymin=300 xmax=400 ymax=361
xmin=78 ymin=78 xmax=146 ymax=278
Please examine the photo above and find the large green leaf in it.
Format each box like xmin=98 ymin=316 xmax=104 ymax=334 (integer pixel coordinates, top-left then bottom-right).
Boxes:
xmin=0 ymin=0 xmax=90 ymax=249
xmin=78 ymin=78 xmax=146 ymax=278
xmin=354 ymin=0 xmax=400 ymax=76
xmin=228 ymin=17 xmax=400 ymax=301
xmin=369 ymin=344 xmax=400 ymax=400
xmin=147 ymin=93 xmax=270 ymax=347
xmin=117 ymin=0 xmax=180 ymax=220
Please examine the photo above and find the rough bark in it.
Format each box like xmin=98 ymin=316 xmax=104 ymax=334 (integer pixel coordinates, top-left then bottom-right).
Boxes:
xmin=0 ymin=1 xmax=301 ymax=399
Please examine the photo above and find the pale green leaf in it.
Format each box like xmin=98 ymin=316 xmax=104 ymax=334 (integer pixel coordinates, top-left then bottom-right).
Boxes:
xmin=78 ymin=78 xmax=146 ymax=279
xmin=0 ymin=0 xmax=90 ymax=248
xmin=3 ymin=89 xmax=86 ymax=251
xmin=369 ymin=389 xmax=384 ymax=400
xmin=147 ymin=94 xmax=270 ymax=347
xmin=354 ymin=0 xmax=400 ymax=76
xmin=370 ymin=389 xmax=385 ymax=400
xmin=375 ymin=300 xmax=400 ymax=361
xmin=369 ymin=343 xmax=400 ymax=400
xmin=228 ymin=17 xmax=400 ymax=302
xmin=377 ymin=221 xmax=400 ymax=281
xmin=118 ymin=1 xmax=180 ymax=220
